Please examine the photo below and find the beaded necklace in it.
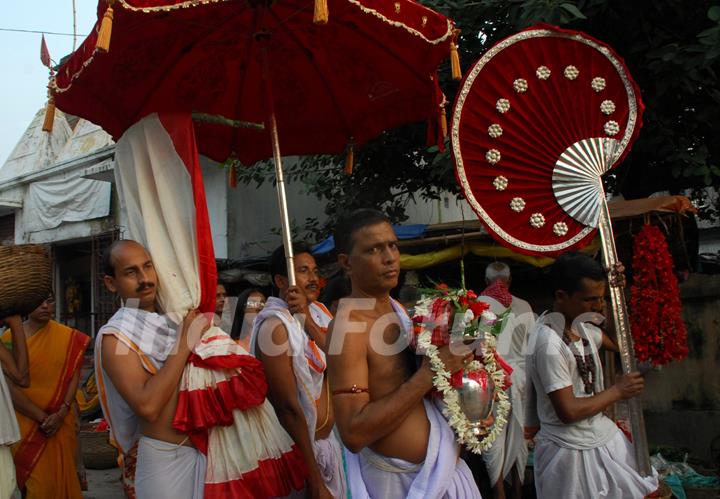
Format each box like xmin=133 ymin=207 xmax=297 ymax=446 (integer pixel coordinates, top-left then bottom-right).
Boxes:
xmin=562 ymin=329 xmax=596 ymax=395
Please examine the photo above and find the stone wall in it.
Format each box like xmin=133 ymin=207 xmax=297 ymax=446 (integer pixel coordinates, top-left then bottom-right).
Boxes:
xmin=643 ymin=273 xmax=720 ymax=464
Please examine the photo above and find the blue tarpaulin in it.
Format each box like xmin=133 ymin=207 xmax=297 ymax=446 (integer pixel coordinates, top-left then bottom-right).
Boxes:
xmin=312 ymin=224 xmax=428 ymax=254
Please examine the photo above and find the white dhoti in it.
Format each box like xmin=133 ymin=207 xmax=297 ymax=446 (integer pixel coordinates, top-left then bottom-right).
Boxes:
xmin=345 ymin=399 xmax=481 ymax=499
xmin=315 ymin=433 xmax=347 ymax=498
xmin=135 ymin=437 xmax=207 ymax=499
xmin=534 ymin=428 xmax=658 ymax=499
xmin=481 ymin=386 xmax=528 ymax=486
xmin=1 ymin=368 xmax=20 ymax=499
xmin=0 ymin=445 xmax=20 ymax=499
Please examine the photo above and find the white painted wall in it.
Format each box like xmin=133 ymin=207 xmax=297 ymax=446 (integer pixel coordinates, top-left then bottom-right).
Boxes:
xmin=200 ymin=156 xmax=228 ymax=259
xmin=403 ymin=192 xmax=474 ymax=226
xmin=219 ymin=156 xmax=476 ymax=259
xmin=225 ymin=159 xmax=327 ymax=259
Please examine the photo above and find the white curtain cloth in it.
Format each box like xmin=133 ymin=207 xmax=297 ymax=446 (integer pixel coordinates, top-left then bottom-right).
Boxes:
xmin=114 ymin=113 xmax=200 ymax=315
xmin=23 ymin=174 xmax=111 ymax=233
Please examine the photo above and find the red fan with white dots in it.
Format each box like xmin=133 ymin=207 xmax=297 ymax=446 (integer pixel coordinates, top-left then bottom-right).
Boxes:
xmin=451 ymin=24 xmax=644 ymax=257
xmin=451 ymin=24 xmax=654 ymax=476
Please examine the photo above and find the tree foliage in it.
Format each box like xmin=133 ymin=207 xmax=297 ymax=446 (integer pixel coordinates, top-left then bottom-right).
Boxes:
xmin=237 ymin=0 xmax=720 ymax=238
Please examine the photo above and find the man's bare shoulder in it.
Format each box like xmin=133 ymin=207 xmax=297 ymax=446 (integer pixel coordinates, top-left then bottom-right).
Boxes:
xmin=252 ymin=315 xmax=293 ymax=359
xmin=100 ymin=332 xmax=130 ymax=356
xmin=327 ymin=322 xmax=367 ymax=359
xmin=100 ymin=334 xmax=152 ymax=395
xmin=255 ymin=315 xmax=284 ymax=335
xmin=327 ymin=301 xmax=374 ymax=354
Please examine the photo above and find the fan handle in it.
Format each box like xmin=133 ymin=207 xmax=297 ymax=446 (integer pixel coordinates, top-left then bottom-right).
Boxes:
xmin=598 ymin=196 xmax=652 ymax=477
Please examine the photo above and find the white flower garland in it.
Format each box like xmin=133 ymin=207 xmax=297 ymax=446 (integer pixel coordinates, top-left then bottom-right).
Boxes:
xmin=416 ymin=317 xmax=511 ymax=454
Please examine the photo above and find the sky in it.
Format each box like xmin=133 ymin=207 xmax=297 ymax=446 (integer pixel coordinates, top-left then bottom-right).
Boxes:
xmin=0 ymin=1 xmax=98 ymax=166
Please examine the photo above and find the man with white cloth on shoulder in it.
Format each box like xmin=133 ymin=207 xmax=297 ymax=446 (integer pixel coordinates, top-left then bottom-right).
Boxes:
xmin=96 ymin=240 xmax=210 ymax=499
xmin=252 ymin=242 xmax=345 ymax=499
xmin=328 ymin=209 xmax=482 ymax=499
xmin=525 ymin=252 xmax=658 ymax=498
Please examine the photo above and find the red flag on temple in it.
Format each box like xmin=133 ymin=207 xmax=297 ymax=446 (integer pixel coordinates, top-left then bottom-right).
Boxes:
xmin=40 ymin=34 xmax=51 ymax=68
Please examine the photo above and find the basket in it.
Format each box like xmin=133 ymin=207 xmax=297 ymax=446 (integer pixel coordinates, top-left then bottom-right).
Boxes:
xmin=79 ymin=430 xmax=118 ymax=470
xmin=0 ymin=245 xmax=51 ymax=318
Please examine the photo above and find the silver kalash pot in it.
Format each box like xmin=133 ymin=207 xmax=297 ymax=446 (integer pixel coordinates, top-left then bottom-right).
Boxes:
xmin=456 ymin=368 xmax=496 ymax=436
xmin=451 ymin=332 xmax=497 ymax=435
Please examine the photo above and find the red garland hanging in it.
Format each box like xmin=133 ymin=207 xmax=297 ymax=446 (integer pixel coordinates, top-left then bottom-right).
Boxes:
xmin=629 ymin=224 xmax=689 ymax=366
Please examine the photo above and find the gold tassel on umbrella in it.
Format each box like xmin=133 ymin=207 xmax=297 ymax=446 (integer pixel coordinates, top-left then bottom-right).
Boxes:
xmin=344 ymin=141 xmax=354 ymax=175
xmin=450 ymin=29 xmax=462 ymax=81
xmin=314 ymin=0 xmax=329 ymax=25
xmin=228 ymin=163 xmax=237 ymax=188
xmin=440 ymin=107 xmax=448 ymax=139
xmin=224 ymin=152 xmax=242 ymax=188
xmin=439 ymin=94 xmax=448 ymax=139
xmin=96 ymin=0 xmax=116 ymax=53
xmin=42 ymin=94 xmax=56 ymax=133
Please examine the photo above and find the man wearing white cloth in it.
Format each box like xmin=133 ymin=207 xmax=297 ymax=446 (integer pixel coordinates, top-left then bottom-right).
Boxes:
xmin=252 ymin=243 xmax=345 ymax=499
xmin=328 ymin=209 xmax=482 ymax=499
xmin=96 ymin=240 xmax=210 ymax=499
xmin=1 ymin=315 xmax=29 ymax=499
xmin=479 ymin=262 xmax=534 ymax=499
xmin=525 ymin=252 xmax=658 ymax=498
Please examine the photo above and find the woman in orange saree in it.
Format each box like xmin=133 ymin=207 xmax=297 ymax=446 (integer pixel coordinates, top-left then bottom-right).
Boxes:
xmin=1 ymin=297 xmax=90 ymax=498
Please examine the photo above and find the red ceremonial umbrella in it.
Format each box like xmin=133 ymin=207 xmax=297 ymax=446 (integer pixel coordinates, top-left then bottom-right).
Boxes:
xmin=50 ymin=0 xmax=459 ymax=283
xmin=450 ymin=24 xmax=651 ymax=475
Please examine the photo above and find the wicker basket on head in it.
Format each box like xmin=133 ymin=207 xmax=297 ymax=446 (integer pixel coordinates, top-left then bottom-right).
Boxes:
xmin=0 ymin=245 xmax=51 ymax=318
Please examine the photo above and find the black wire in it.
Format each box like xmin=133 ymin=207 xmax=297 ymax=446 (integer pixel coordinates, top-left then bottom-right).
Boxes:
xmin=0 ymin=27 xmax=87 ymax=37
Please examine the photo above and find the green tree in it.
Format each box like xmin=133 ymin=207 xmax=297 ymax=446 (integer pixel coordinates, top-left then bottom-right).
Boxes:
xmin=236 ymin=0 xmax=720 ymax=238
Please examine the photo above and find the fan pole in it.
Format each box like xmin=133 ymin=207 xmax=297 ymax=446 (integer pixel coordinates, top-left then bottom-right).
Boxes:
xmin=598 ymin=196 xmax=651 ymax=476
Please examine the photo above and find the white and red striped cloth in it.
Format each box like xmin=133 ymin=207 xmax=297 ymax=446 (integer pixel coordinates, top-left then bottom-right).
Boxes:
xmin=114 ymin=112 xmax=306 ymax=497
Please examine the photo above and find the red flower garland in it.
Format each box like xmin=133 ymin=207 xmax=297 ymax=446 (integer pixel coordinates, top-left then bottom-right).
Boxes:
xmin=629 ymin=224 xmax=689 ymax=365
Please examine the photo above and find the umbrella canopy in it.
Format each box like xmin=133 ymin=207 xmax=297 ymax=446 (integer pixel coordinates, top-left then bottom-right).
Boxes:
xmin=52 ymin=0 xmax=457 ymax=164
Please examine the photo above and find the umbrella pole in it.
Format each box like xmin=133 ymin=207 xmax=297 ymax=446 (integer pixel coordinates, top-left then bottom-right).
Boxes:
xmin=598 ymin=195 xmax=651 ymax=477
xmin=269 ymin=112 xmax=296 ymax=286
xmin=261 ymin=46 xmax=296 ymax=286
